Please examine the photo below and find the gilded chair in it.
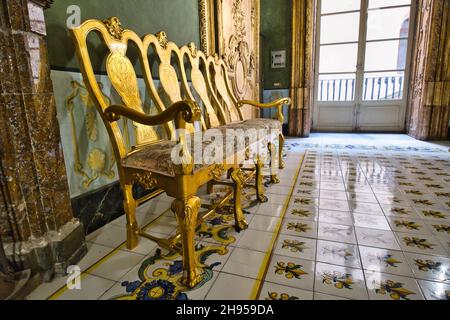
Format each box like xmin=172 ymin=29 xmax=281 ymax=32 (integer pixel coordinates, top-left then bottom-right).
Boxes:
xmin=70 ymin=17 xmax=249 ymax=288
xmin=179 ymin=42 xmax=269 ymax=203
xmin=204 ymin=53 xmax=291 ymax=176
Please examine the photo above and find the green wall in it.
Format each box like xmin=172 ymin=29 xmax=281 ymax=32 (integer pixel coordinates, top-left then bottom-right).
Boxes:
xmin=44 ymin=0 xmax=200 ymax=73
xmin=261 ymin=0 xmax=292 ymax=90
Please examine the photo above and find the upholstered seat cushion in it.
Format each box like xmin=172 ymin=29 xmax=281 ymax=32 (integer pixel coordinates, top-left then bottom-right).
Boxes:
xmin=241 ymin=118 xmax=282 ymax=132
xmin=122 ymin=129 xmax=268 ymax=177
xmin=213 ymin=118 xmax=282 ymax=133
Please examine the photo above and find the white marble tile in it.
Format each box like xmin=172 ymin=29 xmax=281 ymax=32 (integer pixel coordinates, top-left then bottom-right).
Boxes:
xmin=205 ymin=273 xmax=259 ymax=300
xmin=87 ymin=250 xmax=145 ymax=281
xmin=355 ymin=227 xmax=401 ymax=250
xmin=53 ymin=274 xmax=116 ymax=300
xmin=235 ymin=229 xmax=274 ymax=253
xmin=248 ymin=215 xmax=280 ymax=233
xmin=222 ymin=248 xmax=266 ymax=279
xmin=86 ymin=224 xmax=126 ymax=248
xmin=318 ymin=223 xmax=357 ymax=244
xmin=352 ymin=213 xmax=390 ymax=230
xmin=316 ymin=240 xmax=361 ymax=268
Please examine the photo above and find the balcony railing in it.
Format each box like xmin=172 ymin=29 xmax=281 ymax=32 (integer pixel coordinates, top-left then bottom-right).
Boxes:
xmin=318 ymin=75 xmax=404 ymax=102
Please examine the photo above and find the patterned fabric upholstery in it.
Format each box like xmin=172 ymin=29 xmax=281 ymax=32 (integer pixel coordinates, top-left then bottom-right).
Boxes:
xmin=122 ymin=122 xmax=272 ymax=177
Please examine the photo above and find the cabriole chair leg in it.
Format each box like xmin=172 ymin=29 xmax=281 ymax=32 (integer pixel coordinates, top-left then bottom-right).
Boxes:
xmin=171 ymin=196 xmax=203 ymax=288
xmin=279 ymin=133 xmax=285 ymax=169
xmin=268 ymin=142 xmax=280 ymax=184
xmin=230 ymin=168 xmax=249 ymax=232
xmin=123 ymin=184 xmax=139 ymax=250
xmin=255 ymin=155 xmax=268 ymax=203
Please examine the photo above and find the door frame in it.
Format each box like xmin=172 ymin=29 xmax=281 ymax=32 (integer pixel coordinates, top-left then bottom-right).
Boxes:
xmin=312 ymin=0 xmax=417 ymax=132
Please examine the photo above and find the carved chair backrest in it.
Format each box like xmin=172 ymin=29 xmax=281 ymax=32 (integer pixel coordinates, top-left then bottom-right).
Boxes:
xmin=179 ymin=43 xmax=225 ymax=129
xmin=70 ymin=17 xmax=174 ymax=162
xmin=142 ymin=32 xmax=197 ymax=133
xmin=205 ymin=55 xmax=244 ymax=124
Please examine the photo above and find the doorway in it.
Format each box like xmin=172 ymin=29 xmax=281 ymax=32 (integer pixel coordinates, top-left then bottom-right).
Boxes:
xmin=313 ymin=0 xmax=416 ymax=132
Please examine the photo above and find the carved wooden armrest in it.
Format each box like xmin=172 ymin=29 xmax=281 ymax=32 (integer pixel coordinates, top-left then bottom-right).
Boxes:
xmin=237 ymin=98 xmax=291 ymax=123
xmin=105 ymin=100 xmax=201 ymax=129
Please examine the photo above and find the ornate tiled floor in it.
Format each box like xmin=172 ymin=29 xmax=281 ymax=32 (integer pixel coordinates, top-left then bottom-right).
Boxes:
xmin=27 ymin=134 xmax=450 ymax=300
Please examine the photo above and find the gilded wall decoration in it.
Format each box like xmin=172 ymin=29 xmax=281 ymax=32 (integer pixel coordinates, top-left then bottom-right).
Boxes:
xmin=216 ymin=0 xmax=260 ymax=119
xmin=198 ymin=0 xmax=216 ymax=55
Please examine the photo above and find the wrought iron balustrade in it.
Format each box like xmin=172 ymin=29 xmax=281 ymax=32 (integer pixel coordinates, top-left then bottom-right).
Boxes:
xmin=318 ymin=75 xmax=404 ymax=102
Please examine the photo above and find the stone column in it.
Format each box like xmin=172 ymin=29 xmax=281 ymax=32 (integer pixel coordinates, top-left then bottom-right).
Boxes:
xmin=288 ymin=0 xmax=316 ymax=137
xmin=408 ymin=0 xmax=450 ymax=140
xmin=0 ymin=0 xmax=86 ymax=282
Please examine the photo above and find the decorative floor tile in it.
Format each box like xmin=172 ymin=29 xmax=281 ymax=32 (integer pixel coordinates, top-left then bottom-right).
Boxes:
xmin=318 ymin=223 xmax=357 ymax=244
xmin=222 ymin=248 xmax=266 ymax=279
xmin=286 ymin=205 xmax=319 ymax=221
xmin=27 ymin=135 xmax=450 ymax=300
xmin=316 ymin=240 xmax=361 ymax=268
xmin=264 ymin=255 xmax=315 ymax=291
xmin=274 ymin=236 xmax=317 ymax=261
xmin=417 ymin=280 xmax=450 ymax=300
xmin=359 ymin=246 xmax=413 ymax=277
xmin=404 ymin=253 xmax=450 ymax=282
xmin=365 ymin=271 xmax=424 ymax=300
xmin=280 ymin=219 xmax=317 ymax=239
xmin=381 ymin=205 xmax=419 ymax=218
xmin=387 ymin=217 xmax=432 ymax=235
xmin=425 ymin=221 xmax=450 ymax=237
xmin=315 ymin=262 xmax=368 ymax=300
xmin=259 ymin=282 xmax=313 ymax=300
xmin=293 ymin=187 xmax=320 ymax=198
xmin=415 ymin=208 xmax=450 ymax=222
xmin=395 ymin=232 xmax=447 ymax=256
xmin=352 ymin=213 xmax=390 ymax=230
xmin=355 ymin=228 xmax=401 ymax=250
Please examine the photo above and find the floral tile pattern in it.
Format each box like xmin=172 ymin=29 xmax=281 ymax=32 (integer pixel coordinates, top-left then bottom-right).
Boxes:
xmin=315 ymin=263 xmax=368 ymax=300
xmin=27 ymin=134 xmax=450 ymax=300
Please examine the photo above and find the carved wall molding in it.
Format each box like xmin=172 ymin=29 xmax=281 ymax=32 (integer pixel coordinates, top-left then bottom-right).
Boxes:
xmin=198 ymin=0 xmax=216 ymax=55
xmin=289 ymin=0 xmax=317 ymax=137
xmin=408 ymin=0 xmax=450 ymax=140
xmin=216 ymin=0 xmax=260 ymax=119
